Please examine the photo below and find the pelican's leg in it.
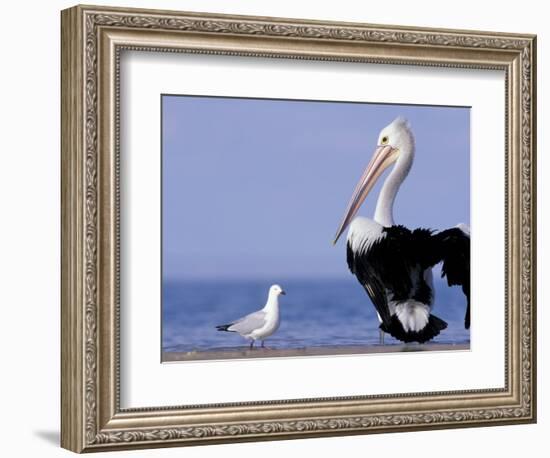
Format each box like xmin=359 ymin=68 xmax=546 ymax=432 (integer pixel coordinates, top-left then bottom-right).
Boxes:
xmin=261 ymin=340 xmax=265 ymax=348
xmin=376 ymin=313 xmax=385 ymax=345
xmin=249 ymin=340 xmax=254 ymax=350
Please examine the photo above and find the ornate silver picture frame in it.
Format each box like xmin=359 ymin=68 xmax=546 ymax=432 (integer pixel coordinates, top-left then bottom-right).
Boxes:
xmin=61 ymin=4 xmax=536 ymax=453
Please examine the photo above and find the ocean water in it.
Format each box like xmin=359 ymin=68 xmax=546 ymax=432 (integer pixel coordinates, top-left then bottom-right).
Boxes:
xmin=162 ymin=277 xmax=470 ymax=353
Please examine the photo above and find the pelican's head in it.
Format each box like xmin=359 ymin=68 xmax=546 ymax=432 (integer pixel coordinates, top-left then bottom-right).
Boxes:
xmin=377 ymin=117 xmax=415 ymax=162
xmin=333 ymin=117 xmax=415 ymax=244
xmin=269 ymin=284 xmax=286 ymax=297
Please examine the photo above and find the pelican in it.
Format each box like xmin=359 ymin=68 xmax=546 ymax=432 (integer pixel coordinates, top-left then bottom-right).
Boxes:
xmin=333 ymin=117 xmax=470 ymax=344
xmin=216 ymin=284 xmax=286 ymax=349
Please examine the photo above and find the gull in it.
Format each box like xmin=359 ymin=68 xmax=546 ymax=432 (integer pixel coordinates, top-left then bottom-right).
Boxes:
xmin=216 ymin=284 xmax=286 ymax=349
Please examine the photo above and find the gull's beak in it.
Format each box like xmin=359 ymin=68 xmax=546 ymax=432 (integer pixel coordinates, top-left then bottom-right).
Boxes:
xmin=333 ymin=145 xmax=399 ymax=244
xmin=280 ymin=290 xmax=286 ymax=295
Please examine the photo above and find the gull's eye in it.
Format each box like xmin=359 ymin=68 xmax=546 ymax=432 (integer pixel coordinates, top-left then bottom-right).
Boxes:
xmin=381 ymin=136 xmax=389 ymax=145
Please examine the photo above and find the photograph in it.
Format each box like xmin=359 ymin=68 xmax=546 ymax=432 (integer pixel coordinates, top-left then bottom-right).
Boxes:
xmin=161 ymin=95 xmax=471 ymax=362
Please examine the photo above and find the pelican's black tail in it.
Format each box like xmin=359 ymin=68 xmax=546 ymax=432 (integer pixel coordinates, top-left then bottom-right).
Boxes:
xmin=216 ymin=324 xmax=234 ymax=332
xmin=380 ymin=314 xmax=448 ymax=344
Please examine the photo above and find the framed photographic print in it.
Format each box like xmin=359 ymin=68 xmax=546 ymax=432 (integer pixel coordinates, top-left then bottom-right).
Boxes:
xmin=61 ymin=4 xmax=537 ymax=453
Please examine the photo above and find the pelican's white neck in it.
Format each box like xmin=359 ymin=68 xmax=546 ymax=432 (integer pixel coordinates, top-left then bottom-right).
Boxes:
xmin=374 ymin=148 xmax=414 ymax=227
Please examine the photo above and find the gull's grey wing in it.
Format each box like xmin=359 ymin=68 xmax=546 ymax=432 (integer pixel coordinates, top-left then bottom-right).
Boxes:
xmin=228 ymin=310 xmax=267 ymax=334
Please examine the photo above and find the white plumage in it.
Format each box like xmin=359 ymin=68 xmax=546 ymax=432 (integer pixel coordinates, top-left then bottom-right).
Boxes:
xmin=347 ymin=217 xmax=386 ymax=255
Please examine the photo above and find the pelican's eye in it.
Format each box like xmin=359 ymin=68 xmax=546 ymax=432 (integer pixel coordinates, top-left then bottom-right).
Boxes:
xmin=381 ymin=136 xmax=389 ymax=145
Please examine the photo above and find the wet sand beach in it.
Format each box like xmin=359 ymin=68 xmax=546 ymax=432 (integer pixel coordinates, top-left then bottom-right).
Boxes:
xmin=162 ymin=343 xmax=470 ymax=362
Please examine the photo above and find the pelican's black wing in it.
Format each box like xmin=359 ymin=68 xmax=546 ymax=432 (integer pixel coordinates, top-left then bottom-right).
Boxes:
xmin=430 ymin=227 xmax=471 ymax=328
xmin=346 ymin=225 xmax=427 ymax=328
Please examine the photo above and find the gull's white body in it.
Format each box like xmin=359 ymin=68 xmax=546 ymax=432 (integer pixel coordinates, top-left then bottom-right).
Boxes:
xmin=231 ymin=294 xmax=281 ymax=341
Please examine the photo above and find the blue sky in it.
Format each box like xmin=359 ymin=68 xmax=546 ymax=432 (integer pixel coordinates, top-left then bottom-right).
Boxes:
xmin=162 ymin=95 xmax=470 ymax=280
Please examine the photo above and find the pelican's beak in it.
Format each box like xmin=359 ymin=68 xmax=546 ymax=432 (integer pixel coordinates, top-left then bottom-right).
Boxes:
xmin=280 ymin=290 xmax=286 ymax=295
xmin=333 ymin=145 xmax=399 ymax=244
